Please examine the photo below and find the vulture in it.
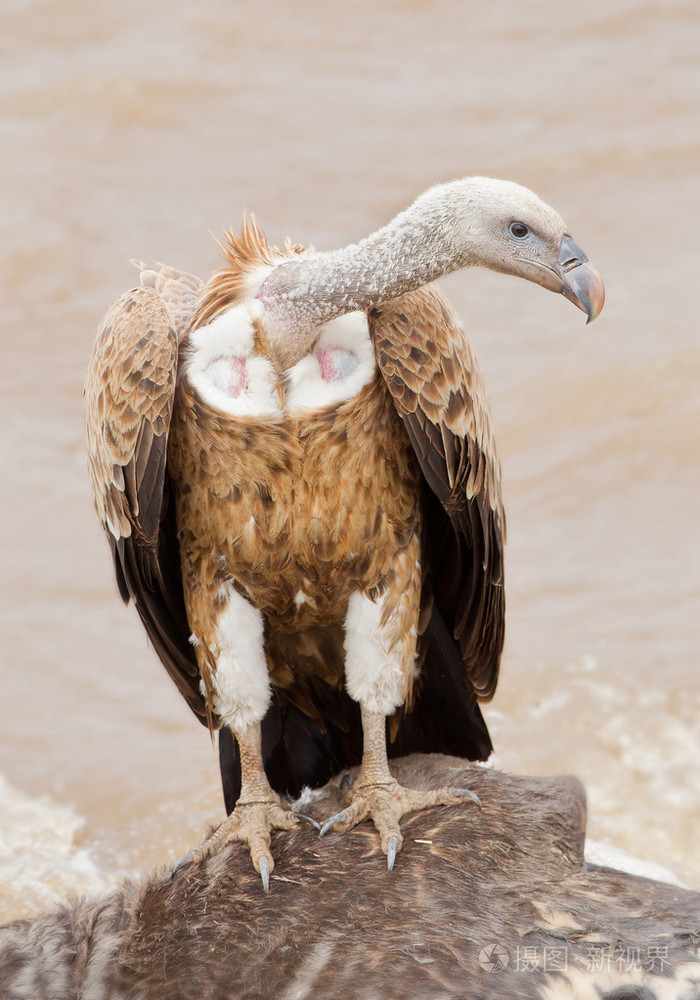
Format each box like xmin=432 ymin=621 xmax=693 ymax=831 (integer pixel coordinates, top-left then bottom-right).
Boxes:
xmin=85 ymin=177 xmax=604 ymax=889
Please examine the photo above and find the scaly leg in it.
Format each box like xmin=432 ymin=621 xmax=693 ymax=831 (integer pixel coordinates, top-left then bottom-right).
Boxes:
xmin=175 ymin=723 xmax=300 ymax=890
xmin=321 ymin=586 xmax=480 ymax=868
xmin=320 ymin=706 xmax=480 ymax=869
xmin=176 ymin=583 xmax=304 ymax=890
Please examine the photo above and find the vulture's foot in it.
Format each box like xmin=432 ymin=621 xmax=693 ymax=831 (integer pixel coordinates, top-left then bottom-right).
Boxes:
xmin=173 ymin=797 xmax=300 ymax=891
xmin=320 ymin=778 xmax=481 ymax=869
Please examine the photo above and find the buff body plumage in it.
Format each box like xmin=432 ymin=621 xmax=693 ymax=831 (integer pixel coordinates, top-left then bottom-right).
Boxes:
xmin=85 ymin=178 xmax=604 ymax=886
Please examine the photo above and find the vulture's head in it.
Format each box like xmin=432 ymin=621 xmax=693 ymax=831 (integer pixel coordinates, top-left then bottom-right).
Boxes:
xmin=431 ymin=176 xmax=606 ymax=322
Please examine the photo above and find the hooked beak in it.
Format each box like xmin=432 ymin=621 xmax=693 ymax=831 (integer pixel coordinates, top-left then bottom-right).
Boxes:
xmin=557 ymin=235 xmax=605 ymax=323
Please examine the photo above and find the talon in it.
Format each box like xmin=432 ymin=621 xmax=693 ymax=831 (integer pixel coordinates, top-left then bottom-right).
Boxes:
xmin=454 ymin=788 xmax=482 ymax=809
xmin=320 ymin=810 xmax=348 ymax=837
xmin=293 ymin=812 xmax=321 ymax=832
xmin=258 ymin=854 xmax=270 ymax=893
xmin=172 ymin=851 xmax=194 ymax=874
xmin=387 ymin=835 xmax=398 ymax=871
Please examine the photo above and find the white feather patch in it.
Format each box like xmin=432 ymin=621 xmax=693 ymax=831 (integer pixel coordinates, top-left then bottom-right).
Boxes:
xmin=343 ymin=590 xmax=409 ymax=715
xmin=207 ymin=581 xmax=271 ymax=734
xmin=285 ymin=311 xmax=376 ymax=415
xmin=185 ymin=302 xmax=282 ymax=418
xmin=187 ymin=305 xmax=375 ymax=419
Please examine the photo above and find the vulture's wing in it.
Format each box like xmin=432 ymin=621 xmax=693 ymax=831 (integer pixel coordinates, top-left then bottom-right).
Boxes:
xmin=369 ymin=286 xmax=505 ymax=702
xmin=85 ymin=265 xmax=209 ymax=722
xmin=131 ymin=260 xmax=203 ymax=339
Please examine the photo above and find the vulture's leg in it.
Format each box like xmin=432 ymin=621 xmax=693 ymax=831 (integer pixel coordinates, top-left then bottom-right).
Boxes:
xmin=175 ymin=723 xmax=299 ymax=890
xmin=320 ymin=587 xmax=481 ymax=869
xmin=174 ymin=589 xmax=299 ymax=890
xmin=320 ymin=706 xmax=479 ymax=869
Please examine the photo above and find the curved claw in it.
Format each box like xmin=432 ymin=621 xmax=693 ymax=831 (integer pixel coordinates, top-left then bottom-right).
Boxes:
xmin=454 ymin=788 xmax=482 ymax=809
xmin=172 ymin=851 xmax=194 ymax=875
xmin=258 ymin=854 xmax=270 ymax=893
xmin=386 ymin=835 xmax=398 ymax=872
xmin=293 ymin=811 xmax=321 ymax=832
xmin=340 ymin=772 xmax=357 ymax=793
xmin=319 ymin=809 xmax=348 ymax=838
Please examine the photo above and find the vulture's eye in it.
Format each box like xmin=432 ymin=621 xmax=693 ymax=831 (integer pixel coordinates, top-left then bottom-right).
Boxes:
xmin=509 ymin=222 xmax=530 ymax=239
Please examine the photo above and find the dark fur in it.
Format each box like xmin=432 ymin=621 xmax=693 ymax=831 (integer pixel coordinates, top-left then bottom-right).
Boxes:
xmin=3 ymin=757 xmax=699 ymax=1000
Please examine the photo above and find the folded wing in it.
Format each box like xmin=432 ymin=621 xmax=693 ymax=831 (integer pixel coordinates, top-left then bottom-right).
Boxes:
xmin=85 ymin=265 xmax=208 ymax=722
xmin=369 ymin=286 xmax=505 ymax=705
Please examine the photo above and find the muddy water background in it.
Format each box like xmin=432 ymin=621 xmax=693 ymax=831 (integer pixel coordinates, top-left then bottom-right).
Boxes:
xmin=1 ymin=1 xmax=699 ymax=920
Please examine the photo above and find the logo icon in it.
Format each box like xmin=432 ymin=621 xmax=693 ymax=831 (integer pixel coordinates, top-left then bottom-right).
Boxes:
xmin=478 ymin=943 xmax=509 ymax=973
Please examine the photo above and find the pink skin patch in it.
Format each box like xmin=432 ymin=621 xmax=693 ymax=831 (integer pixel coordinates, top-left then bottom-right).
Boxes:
xmin=316 ymin=347 xmax=359 ymax=382
xmin=204 ymin=356 xmax=247 ymax=398
xmin=227 ymin=357 xmax=247 ymax=398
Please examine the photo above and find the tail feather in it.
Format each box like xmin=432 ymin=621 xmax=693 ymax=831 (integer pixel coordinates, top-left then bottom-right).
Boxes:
xmin=218 ymin=725 xmax=241 ymax=816
xmin=390 ymin=608 xmax=493 ymax=762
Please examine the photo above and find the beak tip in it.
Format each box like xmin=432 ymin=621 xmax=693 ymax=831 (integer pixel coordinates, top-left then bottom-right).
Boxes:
xmin=562 ymin=261 xmax=605 ymax=325
xmin=585 ymin=296 xmax=603 ymax=324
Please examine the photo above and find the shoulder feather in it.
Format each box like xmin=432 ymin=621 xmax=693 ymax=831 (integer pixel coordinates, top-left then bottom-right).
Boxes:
xmin=131 ymin=260 xmax=203 ymax=342
xmin=85 ymin=286 xmax=178 ymax=543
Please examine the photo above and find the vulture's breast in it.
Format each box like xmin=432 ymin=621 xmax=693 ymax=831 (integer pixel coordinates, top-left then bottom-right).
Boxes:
xmin=184 ymin=303 xmax=376 ymax=419
xmin=170 ymin=302 xmax=418 ymax=625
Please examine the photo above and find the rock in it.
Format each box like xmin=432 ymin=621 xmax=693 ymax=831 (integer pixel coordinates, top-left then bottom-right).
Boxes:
xmin=1 ymin=755 xmax=698 ymax=999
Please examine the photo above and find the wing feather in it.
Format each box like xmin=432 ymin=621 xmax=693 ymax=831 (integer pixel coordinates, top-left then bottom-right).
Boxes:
xmin=132 ymin=260 xmax=204 ymax=341
xmin=369 ymin=286 xmax=505 ymax=702
xmin=85 ymin=269 xmax=207 ymax=722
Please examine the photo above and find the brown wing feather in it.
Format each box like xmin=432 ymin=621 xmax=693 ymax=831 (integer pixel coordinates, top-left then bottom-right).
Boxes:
xmin=369 ymin=286 xmax=505 ymax=701
xmin=85 ymin=271 xmax=207 ymax=722
xmin=131 ymin=261 xmax=203 ymax=341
